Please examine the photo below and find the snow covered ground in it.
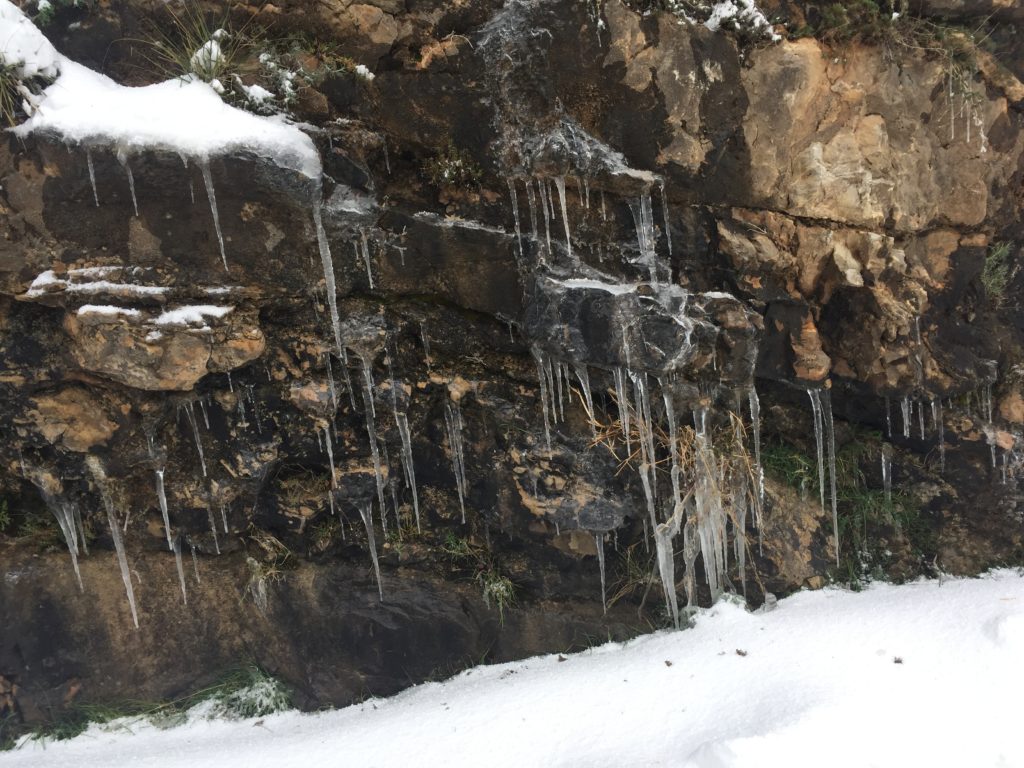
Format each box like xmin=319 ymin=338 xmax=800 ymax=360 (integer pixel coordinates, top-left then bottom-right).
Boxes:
xmin=5 ymin=570 xmax=1023 ymax=768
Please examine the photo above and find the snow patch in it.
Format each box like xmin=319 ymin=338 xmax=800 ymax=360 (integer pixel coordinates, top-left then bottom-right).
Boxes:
xmin=1 ymin=0 xmax=320 ymax=178
xmin=0 ymin=0 xmax=59 ymax=78
xmin=154 ymin=305 xmax=233 ymax=326
xmin=703 ymin=0 xmax=780 ymax=41
xmin=24 ymin=270 xmax=169 ymax=299
xmin=76 ymin=304 xmax=142 ymax=318
xmin=6 ymin=572 xmax=1023 ymax=768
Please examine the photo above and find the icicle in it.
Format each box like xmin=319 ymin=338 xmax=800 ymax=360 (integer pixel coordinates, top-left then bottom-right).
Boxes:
xmin=420 ymin=322 xmax=432 ymax=372
xmin=537 ymin=178 xmax=552 ymax=257
xmin=358 ymin=503 xmax=384 ymax=601
xmin=554 ymin=176 xmax=572 ymax=261
xmin=89 ymin=457 xmax=139 ymax=628
xmin=191 ymin=542 xmax=201 ymax=583
xmin=901 ymin=396 xmax=911 ymax=439
xmin=822 ymin=389 xmax=840 ymax=567
xmin=659 ymin=180 xmax=672 ymax=257
xmin=748 ymin=387 xmax=765 ymax=513
xmin=382 ymin=140 xmax=391 ymax=175
xmin=325 ymin=353 xmax=338 ymax=412
xmin=444 ymin=399 xmax=469 ymax=524
xmin=313 ymin=202 xmax=344 ymax=359
xmin=395 ymin=412 xmax=420 ymax=532
xmin=525 ymin=177 xmax=539 ymax=245
xmin=918 ymin=399 xmax=926 ymax=439
xmin=198 ymin=397 xmax=210 ymax=429
xmin=208 ymin=508 xmax=220 ymax=555
xmin=226 ymin=371 xmax=234 ymax=392
xmin=595 ymin=533 xmax=607 ymax=614
xmin=532 ymin=347 xmax=552 ymax=453
xmin=183 ymin=402 xmax=207 ymax=477
xmin=600 ymin=189 xmax=607 ymax=221
xmin=663 ymin=389 xmax=682 ymax=513
xmin=630 ymin=370 xmax=658 ymax=525
xmin=613 ymin=367 xmax=631 ymax=455
xmin=200 ymin=160 xmax=228 ymax=270
xmin=155 ymin=468 xmax=172 ymax=551
xmin=583 ymin=177 xmax=591 ymax=210
xmin=732 ymin=474 xmax=749 ymax=598
xmin=682 ymin=515 xmax=698 ymax=609
xmin=360 ymin=230 xmax=374 ymax=289
xmin=885 ymin=396 xmax=892 ymax=438
xmin=507 ymin=178 xmax=523 ymax=258
xmin=654 ymin=519 xmax=680 ymax=629
xmin=51 ymin=502 xmax=83 ymax=591
xmin=573 ymin=363 xmax=596 ymax=437
xmin=173 ymin=535 xmax=188 ymax=605
xmin=86 ymin=149 xmax=99 ymax=207
xmin=629 ymin=193 xmax=658 ymax=285
xmin=553 ymin=358 xmax=565 ymax=422
xmin=221 ymin=503 xmax=229 ymax=534
xmin=324 ymin=426 xmax=337 ymax=490
xmin=881 ymin=445 xmax=892 ymax=505
xmin=123 ymin=159 xmax=139 ymax=217
xmin=934 ymin=399 xmax=946 ymax=473
xmin=807 ymin=389 xmax=826 ymax=512
xmin=359 ymin=356 xmax=388 ymax=516
xmin=73 ymin=503 xmax=88 ymax=555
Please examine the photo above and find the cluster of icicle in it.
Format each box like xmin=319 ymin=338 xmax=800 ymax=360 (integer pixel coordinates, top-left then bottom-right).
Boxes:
xmin=532 ymin=344 xmax=766 ymax=627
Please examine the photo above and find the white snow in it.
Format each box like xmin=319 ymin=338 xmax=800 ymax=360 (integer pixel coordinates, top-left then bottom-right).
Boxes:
xmin=6 ymin=571 xmax=1024 ymax=768
xmin=1 ymin=0 xmax=320 ymax=178
xmin=704 ymin=0 xmax=780 ymax=41
xmin=76 ymin=304 xmax=141 ymax=318
xmin=24 ymin=270 xmax=169 ymax=299
xmin=154 ymin=305 xmax=233 ymax=326
xmin=0 ymin=0 xmax=59 ymax=78
xmin=354 ymin=64 xmax=375 ymax=81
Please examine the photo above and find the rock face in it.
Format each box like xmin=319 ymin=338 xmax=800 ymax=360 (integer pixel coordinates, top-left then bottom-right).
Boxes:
xmin=1 ymin=0 xmax=1023 ymax=732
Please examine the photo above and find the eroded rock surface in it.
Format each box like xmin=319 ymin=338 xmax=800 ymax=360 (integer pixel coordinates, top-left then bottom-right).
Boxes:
xmin=1 ymin=0 xmax=1023 ymax=733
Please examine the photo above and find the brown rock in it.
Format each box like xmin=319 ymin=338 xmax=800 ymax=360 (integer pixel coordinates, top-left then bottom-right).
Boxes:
xmin=998 ymin=390 xmax=1024 ymax=424
xmin=29 ymin=388 xmax=118 ymax=452
xmin=791 ymin=314 xmax=831 ymax=382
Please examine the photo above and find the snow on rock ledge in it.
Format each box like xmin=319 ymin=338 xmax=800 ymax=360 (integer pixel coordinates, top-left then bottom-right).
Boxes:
xmin=0 ymin=0 xmax=320 ymax=178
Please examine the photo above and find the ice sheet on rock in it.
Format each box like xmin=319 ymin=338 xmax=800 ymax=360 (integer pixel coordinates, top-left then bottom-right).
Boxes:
xmin=546 ymin=277 xmax=638 ymax=295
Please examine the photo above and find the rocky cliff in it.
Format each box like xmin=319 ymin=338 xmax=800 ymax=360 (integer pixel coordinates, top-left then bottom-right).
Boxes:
xmin=1 ymin=0 xmax=1022 ymax=732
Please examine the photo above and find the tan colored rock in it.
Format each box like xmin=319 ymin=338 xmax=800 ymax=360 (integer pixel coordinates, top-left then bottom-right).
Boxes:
xmin=743 ymin=38 xmax=1023 ymax=231
xmin=604 ymin=1 xmax=707 ymax=172
xmin=289 ymin=380 xmax=333 ymax=417
xmin=998 ymin=390 xmax=1024 ymax=424
xmin=29 ymin=388 xmax=118 ymax=452
xmin=63 ymin=311 xmax=265 ymax=392
xmin=791 ymin=314 xmax=831 ymax=382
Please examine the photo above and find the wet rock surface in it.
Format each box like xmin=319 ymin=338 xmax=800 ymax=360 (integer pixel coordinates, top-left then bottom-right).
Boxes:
xmin=1 ymin=0 xmax=1023 ymax=732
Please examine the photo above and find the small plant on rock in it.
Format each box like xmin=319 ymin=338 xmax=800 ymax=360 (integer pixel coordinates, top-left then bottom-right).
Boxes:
xmin=478 ymin=569 xmax=516 ymax=624
xmin=422 ymin=140 xmax=483 ymax=189
xmin=982 ymin=242 xmax=1014 ymax=307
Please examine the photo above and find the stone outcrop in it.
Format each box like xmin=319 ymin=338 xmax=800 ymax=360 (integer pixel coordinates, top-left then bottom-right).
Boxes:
xmin=1 ymin=0 xmax=1022 ymax=735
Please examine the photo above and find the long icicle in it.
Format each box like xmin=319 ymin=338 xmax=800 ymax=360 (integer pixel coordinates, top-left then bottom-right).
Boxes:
xmin=200 ymin=160 xmax=228 ymax=270
xmin=822 ymin=389 xmax=840 ymax=566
